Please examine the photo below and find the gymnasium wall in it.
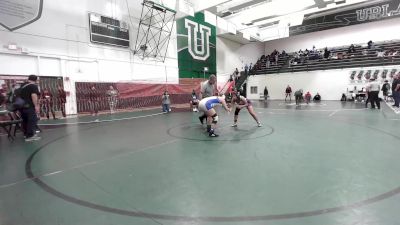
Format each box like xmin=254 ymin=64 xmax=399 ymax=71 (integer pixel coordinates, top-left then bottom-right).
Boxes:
xmin=254 ymin=17 xmax=400 ymax=101
xmin=75 ymin=82 xmax=194 ymax=113
xmin=217 ymin=37 xmax=265 ymax=78
xmin=246 ymin=65 xmax=398 ymax=100
xmin=0 ymin=0 xmax=179 ymax=115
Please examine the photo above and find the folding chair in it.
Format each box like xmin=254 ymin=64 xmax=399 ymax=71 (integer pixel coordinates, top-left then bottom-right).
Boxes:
xmin=0 ymin=112 xmax=22 ymax=141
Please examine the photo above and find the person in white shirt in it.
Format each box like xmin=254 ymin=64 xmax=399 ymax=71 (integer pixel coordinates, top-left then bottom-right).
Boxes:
xmin=198 ymin=95 xmax=231 ymax=137
xmin=367 ymin=78 xmax=381 ymax=109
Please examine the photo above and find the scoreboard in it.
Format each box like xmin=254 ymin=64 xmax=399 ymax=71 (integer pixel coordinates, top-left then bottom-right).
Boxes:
xmin=89 ymin=13 xmax=130 ymax=48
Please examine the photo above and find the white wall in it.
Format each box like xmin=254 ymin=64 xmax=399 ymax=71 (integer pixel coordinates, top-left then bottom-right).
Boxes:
xmin=0 ymin=0 xmax=179 ymax=114
xmin=264 ymin=17 xmax=400 ymax=54
xmin=245 ymin=18 xmax=400 ymax=101
xmin=216 ymin=36 xmax=265 ymax=90
xmin=247 ymin=65 xmax=396 ymax=100
xmin=217 ymin=36 xmax=264 ymax=75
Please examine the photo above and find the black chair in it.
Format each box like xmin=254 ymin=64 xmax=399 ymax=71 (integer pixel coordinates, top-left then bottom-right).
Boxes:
xmin=0 ymin=112 xmax=23 ymax=141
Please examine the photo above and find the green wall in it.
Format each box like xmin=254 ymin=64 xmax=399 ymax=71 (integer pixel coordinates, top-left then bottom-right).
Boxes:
xmin=176 ymin=12 xmax=216 ymax=79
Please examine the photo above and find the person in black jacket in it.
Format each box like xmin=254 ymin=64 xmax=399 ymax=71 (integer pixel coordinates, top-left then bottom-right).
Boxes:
xmin=392 ymin=74 xmax=400 ymax=107
xmin=20 ymin=75 xmax=41 ymax=141
xmin=263 ymin=86 xmax=268 ymax=101
xmin=381 ymin=80 xmax=390 ymax=101
xmin=313 ymin=93 xmax=321 ymax=101
xmin=0 ymin=90 xmax=5 ymax=107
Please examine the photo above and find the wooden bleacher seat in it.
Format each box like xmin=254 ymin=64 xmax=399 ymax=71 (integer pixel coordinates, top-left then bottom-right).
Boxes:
xmin=257 ymin=40 xmax=400 ymax=74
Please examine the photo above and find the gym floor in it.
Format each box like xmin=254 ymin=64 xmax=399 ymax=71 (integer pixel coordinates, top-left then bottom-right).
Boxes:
xmin=1 ymin=101 xmax=399 ymax=225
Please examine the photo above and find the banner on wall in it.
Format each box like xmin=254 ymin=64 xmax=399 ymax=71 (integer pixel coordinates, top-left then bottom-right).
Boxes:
xmin=289 ymin=0 xmax=400 ymax=36
xmin=176 ymin=12 xmax=216 ymax=79
xmin=0 ymin=0 xmax=43 ymax=31
xmin=75 ymin=82 xmax=196 ymax=113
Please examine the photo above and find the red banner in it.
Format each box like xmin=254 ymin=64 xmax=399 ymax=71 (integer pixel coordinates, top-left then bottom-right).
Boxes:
xmin=75 ymin=81 xmax=204 ymax=113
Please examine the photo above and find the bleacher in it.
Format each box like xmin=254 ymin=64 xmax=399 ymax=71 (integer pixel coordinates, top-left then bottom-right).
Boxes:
xmin=253 ymin=40 xmax=400 ymax=75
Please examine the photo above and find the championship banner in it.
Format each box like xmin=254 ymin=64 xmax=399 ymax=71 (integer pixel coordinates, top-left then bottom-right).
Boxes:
xmin=176 ymin=12 xmax=216 ymax=79
xmin=0 ymin=0 xmax=43 ymax=31
xmin=290 ymin=0 xmax=400 ymax=36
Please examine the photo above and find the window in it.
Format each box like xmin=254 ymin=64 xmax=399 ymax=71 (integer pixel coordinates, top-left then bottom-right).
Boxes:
xmin=250 ymin=86 xmax=258 ymax=94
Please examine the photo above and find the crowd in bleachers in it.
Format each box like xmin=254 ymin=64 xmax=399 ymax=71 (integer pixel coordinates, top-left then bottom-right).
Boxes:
xmin=250 ymin=40 xmax=400 ymax=74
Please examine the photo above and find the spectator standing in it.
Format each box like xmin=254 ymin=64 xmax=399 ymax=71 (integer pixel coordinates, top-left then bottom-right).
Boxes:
xmin=89 ymin=86 xmax=99 ymax=116
xmin=285 ymin=85 xmax=292 ymax=101
xmin=392 ymin=74 xmax=400 ymax=108
xmin=294 ymin=89 xmax=303 ymax=106
xmin=367 ymin=78 xmax=380 ymax=109
xmin=20 ymin=75 xmax=41 ymax=142
xmin=305 ymin=91 xmax=312 ymax=104
xmin=0 ymin=88 xmax=5 ymax=107
xmin=365 ymin=80 xmax=371 ymax=107
xmin=266 ymin=55 xmax=270 ymax=68
xmin=381 ymin=80 xmax=390 ymax=101
xmin=57 ymin=85 xmax=67 ymax=117
xmin=106 ymin=86 xmax=119 ymax=114
xmin=41 ymin=88 xmax=56 ymax=120
xmin=162 ymin=90 xmax=171 ymax=113
xmin=263 ymin=86 xmax=269 ymax=101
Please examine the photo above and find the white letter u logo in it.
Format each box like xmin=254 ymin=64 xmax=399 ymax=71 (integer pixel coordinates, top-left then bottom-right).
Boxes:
xmin=185 ymin=19 xmax=211 ymax=61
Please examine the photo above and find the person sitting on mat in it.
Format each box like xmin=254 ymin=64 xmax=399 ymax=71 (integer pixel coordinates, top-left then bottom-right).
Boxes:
xmin=313 ymin=92 xmax=321 ymax=102
xmin=198 ymin=95 xmax=231 ymax=137
xmin=231 ymin=92 xmax=262 ymax=128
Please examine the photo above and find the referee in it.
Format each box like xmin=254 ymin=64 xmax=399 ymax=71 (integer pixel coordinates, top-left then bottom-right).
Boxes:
xmin=367 ymin=78 xmax=380 ymax=109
